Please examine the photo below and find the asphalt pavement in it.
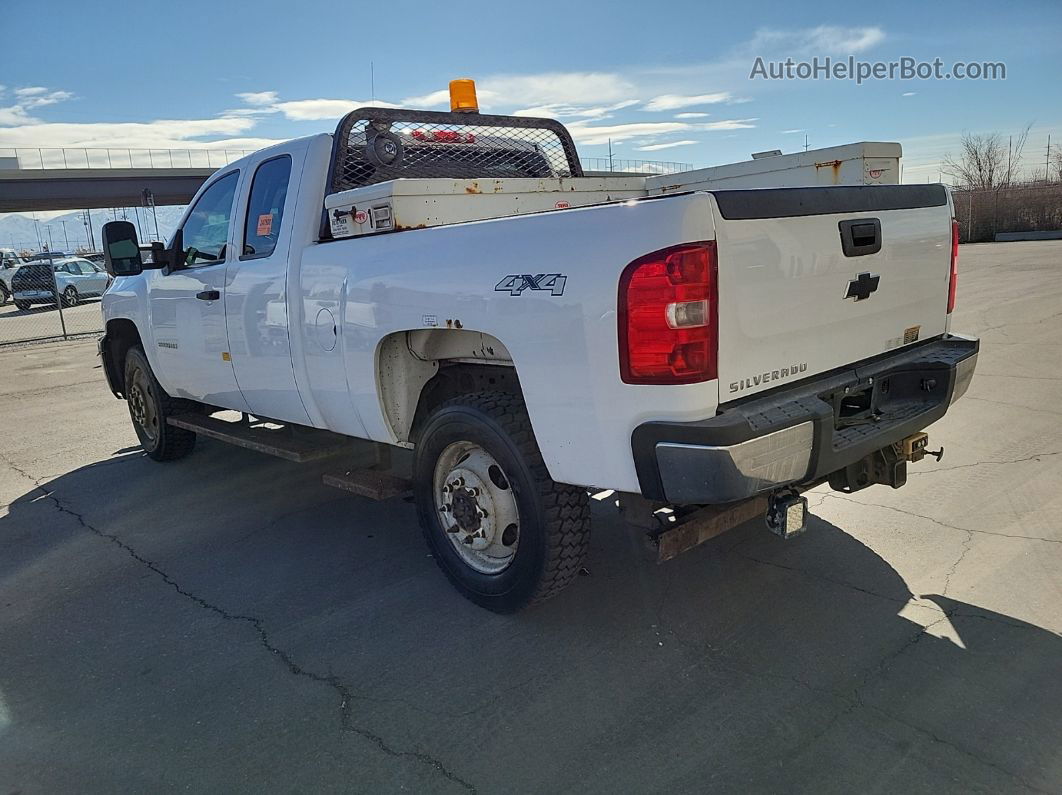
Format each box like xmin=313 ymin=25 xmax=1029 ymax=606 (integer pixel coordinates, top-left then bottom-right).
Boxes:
xmin=1 ymin=241 xmax=1060 ymax=793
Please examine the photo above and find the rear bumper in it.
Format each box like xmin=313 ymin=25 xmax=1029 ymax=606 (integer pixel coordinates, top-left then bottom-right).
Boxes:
xmin=633 ymin=334 xmax=978 ymax=504
xmin=13 ymin=289 xmax=56 ymax=303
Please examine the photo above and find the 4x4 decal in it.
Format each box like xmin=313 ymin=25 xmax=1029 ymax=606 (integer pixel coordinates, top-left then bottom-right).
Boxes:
xmin=494 ymin=273 xmax=567 ymax=296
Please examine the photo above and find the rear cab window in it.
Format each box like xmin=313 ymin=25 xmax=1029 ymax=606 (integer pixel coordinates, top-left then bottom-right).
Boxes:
xmin=242 ymin=155 xmax=291 ymax=259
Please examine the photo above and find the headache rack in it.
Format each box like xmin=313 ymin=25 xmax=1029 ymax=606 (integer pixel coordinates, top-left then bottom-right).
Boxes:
xmin=323 ymin=108 xmax=584 ymax=234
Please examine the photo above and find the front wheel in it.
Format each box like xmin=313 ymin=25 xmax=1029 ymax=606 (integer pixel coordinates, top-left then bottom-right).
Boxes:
xmin=62 ymin=286 xmax=79 ymax=307
xmin=124 ymin=346 xmax=197 ymax=462
xmin=413 ymin=392 xmax=591 ymax=613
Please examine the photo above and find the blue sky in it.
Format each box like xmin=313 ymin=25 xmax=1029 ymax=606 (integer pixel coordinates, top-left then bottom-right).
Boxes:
xmin=2 ymin=0 xmax=1060 ymax=190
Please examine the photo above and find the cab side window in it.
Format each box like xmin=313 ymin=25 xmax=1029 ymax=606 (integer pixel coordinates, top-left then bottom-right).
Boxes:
xmin=242 ymin=156 xmax=291 ymax=259
xmin=181 ymin=170 xmax=240 ymax=266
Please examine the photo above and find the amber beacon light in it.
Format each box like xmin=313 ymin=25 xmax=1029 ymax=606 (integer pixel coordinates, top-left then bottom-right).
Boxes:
xmin=449 ymin=79 xmax=479 ymax=113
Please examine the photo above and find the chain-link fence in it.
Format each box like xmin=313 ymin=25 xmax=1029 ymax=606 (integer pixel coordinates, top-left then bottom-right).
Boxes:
xmin=0 ymin=255 xmax=106 ymax=344
xmin=952 ymin=181 xmax=1062 ymax=243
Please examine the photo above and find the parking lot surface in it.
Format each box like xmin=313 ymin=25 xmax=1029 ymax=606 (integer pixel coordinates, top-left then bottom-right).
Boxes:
xmin=0 ymin=297 xmax=104 ymax=344
xmin=1 ymin=241 xmax=1060 ymax=793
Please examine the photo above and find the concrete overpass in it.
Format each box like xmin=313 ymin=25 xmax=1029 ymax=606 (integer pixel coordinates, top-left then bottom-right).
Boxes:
xmin=0 ymin=147 xmax=693 ymax=213
xmin=0 ymin=147 xmax=250 ymax=213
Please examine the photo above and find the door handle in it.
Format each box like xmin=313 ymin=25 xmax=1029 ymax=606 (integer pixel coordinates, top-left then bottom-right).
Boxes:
xmin=196 ymin=290 xmax=220 ymax=301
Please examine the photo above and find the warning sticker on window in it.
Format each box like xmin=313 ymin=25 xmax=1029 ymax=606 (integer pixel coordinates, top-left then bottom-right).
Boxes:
xmin=256 ymin=213 xmax=273 ymax=236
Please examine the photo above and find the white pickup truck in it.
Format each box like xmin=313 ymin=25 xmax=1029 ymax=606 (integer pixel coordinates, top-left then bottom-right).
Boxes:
xmin=98 ymin=90 xmax=978 ymax=612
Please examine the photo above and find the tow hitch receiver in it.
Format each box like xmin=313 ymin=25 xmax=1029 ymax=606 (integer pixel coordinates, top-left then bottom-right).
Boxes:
xmin=897 ymin=432 xmax=944 ymax=464
xmin=765 ymin=491 xmax=808 ymax=539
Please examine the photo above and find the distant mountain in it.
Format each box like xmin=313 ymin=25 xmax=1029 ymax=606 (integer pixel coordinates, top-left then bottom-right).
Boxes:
xmin=0 ymin=206 xmax=187 ymax=254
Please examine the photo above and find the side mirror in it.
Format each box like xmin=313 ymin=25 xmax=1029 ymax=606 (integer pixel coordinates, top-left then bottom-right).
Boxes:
xmin=102 ymin=221 xmax=144 ymax=276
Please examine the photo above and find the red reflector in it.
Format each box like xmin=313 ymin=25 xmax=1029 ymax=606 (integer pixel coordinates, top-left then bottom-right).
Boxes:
xmin=618 ymin=242 xmax=718 ymax=384
xmin=411 ymin=129 xmax=475 ymax=143
xmin=948 ymin=219 xmax=959 ymax=314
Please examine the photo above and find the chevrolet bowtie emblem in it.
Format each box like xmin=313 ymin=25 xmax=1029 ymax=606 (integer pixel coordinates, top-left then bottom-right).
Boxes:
xmin=845 ymin=271 xmax=880 ymax=301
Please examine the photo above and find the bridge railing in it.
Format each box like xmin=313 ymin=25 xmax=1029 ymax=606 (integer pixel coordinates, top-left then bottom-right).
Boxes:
xmin=0 ymin=147 xmax=694 ymax=175
xmin=0 ymin=147 xmax=257 ymax=171
xmin=579 ymin=157 xmax=693 ymax=175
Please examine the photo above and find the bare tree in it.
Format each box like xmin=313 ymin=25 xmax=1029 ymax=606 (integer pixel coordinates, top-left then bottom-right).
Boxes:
xmin=942 ymin=124 xmax=1033 ymax=189
xmin=1052 ymin=147 xmax=1062 ymax=182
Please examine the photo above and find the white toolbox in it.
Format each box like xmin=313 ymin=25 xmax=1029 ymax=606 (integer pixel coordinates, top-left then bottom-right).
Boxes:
xmin=325 ymin=176 xmax=647 ymax=239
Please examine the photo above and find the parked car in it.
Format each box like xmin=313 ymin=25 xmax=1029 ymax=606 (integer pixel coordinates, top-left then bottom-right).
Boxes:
xmin=98 ymin=87 xmax=977 ymax=612
xmin=12 ymin=256 xmax=111 ymax=310
xmin=0 ymin=248 xmax=27 ymax=305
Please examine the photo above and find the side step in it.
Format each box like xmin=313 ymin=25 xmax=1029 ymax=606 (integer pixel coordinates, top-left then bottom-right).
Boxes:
xmin=167 ymin=413 xmax=350 ymax=463
xmin=322 ymin=469 xmax=412 ymax=500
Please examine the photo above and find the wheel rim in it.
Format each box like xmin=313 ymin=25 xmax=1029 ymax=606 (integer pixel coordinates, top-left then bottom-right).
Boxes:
xmin=433 ymin=441 xmax=520 ymax=574
xmin=128 ymin=366 xmax=159 ymax=443
xmin=65 ymin=288 xmax=77 ymax=305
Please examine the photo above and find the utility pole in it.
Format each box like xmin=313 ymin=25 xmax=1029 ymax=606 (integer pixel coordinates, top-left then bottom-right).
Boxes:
xmin=133 ymin=205 xmax=144 ymax=240
xmin=804 ymin=133 xmax=809 ymax=152
xmin=1046 ymin=134 xmax=1052 ymax=181
xmin=33 ymin=213 xmax=42 ymax=250
xmin=61 ymin=220 xmax=70 ymax=251
xmin=83 ymin=209 xmax=94 ymax=251
xmin=143 ymin=189 xmax=160 ymax=241
xmin=608 ymin=138 xmax=614 ymax=172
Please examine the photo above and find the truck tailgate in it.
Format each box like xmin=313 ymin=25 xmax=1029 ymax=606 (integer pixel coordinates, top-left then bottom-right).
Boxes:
xmin=710 ymin=185 xmax=953 ymax=400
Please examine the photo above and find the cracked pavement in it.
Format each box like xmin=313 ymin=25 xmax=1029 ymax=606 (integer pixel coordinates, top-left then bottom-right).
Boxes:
xmin=1 ymin=240 xmax=1061 ymax=792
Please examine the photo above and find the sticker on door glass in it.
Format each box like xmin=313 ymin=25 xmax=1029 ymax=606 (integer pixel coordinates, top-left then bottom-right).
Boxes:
xmin=256 ymin=213 xmax=273 ymax=236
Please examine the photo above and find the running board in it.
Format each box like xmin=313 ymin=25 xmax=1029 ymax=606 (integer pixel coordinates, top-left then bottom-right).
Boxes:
xmin=167 ymin=413 xmax=350 ymax=463
xmin=322 ymin=469 xmax=412 ymax=500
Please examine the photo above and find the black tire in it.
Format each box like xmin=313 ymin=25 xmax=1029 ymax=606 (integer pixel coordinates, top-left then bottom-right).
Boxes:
xmin=62 ymin=286 xmax=79 ymax=307
xmin=0 ymin=284 xmax=8 ymax=306
xmin=413 ymin=391 xmax=591 ymax=613
xmin=13 ymin=300 xmax=30 ymax=311
xmin=124 ymin=346 xmax=197 ymax=462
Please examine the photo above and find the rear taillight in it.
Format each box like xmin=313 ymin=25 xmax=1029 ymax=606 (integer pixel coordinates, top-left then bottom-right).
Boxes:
xmin=948 ymin=219 xmax=959 ymax=313
xmin=618 ymin=242 xmax=718 ymax=384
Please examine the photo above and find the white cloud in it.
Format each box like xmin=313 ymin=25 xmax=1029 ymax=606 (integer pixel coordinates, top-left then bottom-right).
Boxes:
xmin=749 ymin=25 xmax=885 ymax=55
xmin=231 ymin=97 xmax=400 ymax=121
xmin=513 ymin=100 xmax=639 ymax=120
xmin=401 ymin=88 xmax=451 ymax=107
xmin=902 ymin=91 xmax=917 ymax=97
xmin=644 ymin=92 xmax=731 ymax=111
xmin=0 ymin=115 xmax=270 ymax=151
xmin=636 ymin=140 xmax=698 ymax=152
xmin=17 ymin=88 xmax=73 ymax=109
xmin=236 ymin=90 xmax=278 ymax=106
xmin=675 ymin=112 xmax=709 ymax=119
xmin=567 ymin=118 xmax=756 ymax=146
xmin=781 ymin=128 xmax=805 ymax=134
xmin=0 ymin=106 xmax=35 ymax=126
xmin=0 ymin=87 xmax=75 ymax=128
xmin=403 ymin=72 xmax=637 ymax=111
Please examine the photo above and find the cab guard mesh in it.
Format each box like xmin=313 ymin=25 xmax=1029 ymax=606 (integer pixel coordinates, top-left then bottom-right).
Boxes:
xmin=327 ymin=107 xmax=584 ymax=195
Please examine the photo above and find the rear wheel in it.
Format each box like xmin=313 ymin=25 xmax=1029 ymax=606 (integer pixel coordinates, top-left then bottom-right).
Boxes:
xmin=62 ymin=286 xmax=79 ymax=307
xmin=13 ymin=299 xmax=30 ymax=311
xmin=0 ymin=284 xmax=8 ymax=306
xmin=413 ymin=391 xmax=591 ymax=613
xmin=124 ymin=346 xmax=197 ymax=462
